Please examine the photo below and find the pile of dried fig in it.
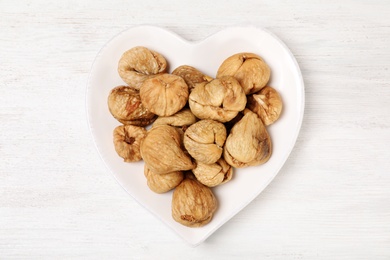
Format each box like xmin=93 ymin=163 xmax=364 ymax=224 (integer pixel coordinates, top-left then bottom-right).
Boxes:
xmin=107 ymin=46 xmax=283 ymax=228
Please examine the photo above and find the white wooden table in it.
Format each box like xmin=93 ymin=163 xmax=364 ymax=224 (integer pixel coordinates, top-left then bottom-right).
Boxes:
xmin=1 ymin=1 xmax=389 ymax=258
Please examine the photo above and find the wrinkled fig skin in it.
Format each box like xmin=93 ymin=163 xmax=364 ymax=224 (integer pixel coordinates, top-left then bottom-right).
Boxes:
xmin=108 ymin=86 xmax=156 ymax=126
xmin=140 ymin=125 xmax=195 ymax=174
xmin=247 ymin=86 xmax=283 ymax=126
xmin=224 ymin=109 xmax=272 ymax=168
xmin=188 ymin=76 xmax=247 ymax=123
xmin=192 ymin=158 xmax=233 ymax=187
xmin=144 ymin=164 xmax=184 ymax=194
xmin=140 ymin=74 xmax=189 ymax=117
xmin=152 ymin=108 xmax=197 ymax=128
xmin=172 ymin=65 xmax=213 ymax=92
xmin=113 ymin=125 xmax=147 ymax=162
xmin=217 ymin=52 xmax=271 ymax=95
xmin=183 ymin=120 xmax=227 ymax=164
xmin=172 ymin=175 xmax=217 ymax=227
xmin=118 ymin=46 xmax=168 ymax=89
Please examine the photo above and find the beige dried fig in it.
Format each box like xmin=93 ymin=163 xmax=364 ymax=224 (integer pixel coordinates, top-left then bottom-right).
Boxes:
xmin=217 ymin=52 xmax=270 ymax=94
xmin=144 ymin=164 xmax=183 ymax=194
xmin=247 ymin=86 xmax=283 ymax=126
xmin=118 ymin=46 xmax=167 ymax=89
xmin=192 ymin=158 xmax=233 ymax=187
xmin=108 ymin=86 xmax=156 ymax=126
xmin=140 ymin=74 xmax=189 ymax=117
xmin=224 ymin=109 xmax=272 ymax=167
xmin=172 ymin=174 xmax=217 ymax=227
xmin=188 ymin=76 xmax=246 ymax=122
xmin=152 ymin=108 xmax=197 ymax=129
xmin=140 ymin=125 xmax=195 ymax=174
xmin=183 ymin=120 xmax=226 ymax=164
xmin=113 ymin=125 xmax=147 ymax=162
xmin=172 ymin=65 xmax=213 ymax=92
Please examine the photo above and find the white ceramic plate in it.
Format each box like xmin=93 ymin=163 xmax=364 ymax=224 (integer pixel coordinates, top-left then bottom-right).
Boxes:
xmin=86 ymin=25 xmax=304 ymax=246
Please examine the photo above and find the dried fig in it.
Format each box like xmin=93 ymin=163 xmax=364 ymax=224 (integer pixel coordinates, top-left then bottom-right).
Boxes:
xmin=247 ymin=86 xmax=283 ymax=126
xmin=217 ymin=52 xmax=270 ymax=94
xmin=192 ymin=158 xmax=233 ymax=187
xmin=118 ymin=46 xmax=167 ymax=89
xmin=172 ymin=174 xmax=217 ymax=227
xmin=144 ymin=164 xmax=183 ymax=194
xmin=140 ymin=125 xmax=195 ymax=174
xmin=188 ymin=76 xmax=246 ymax=122
xmin=108 ymin=86 xmax=156 ymax=126
xmin=152 ymin=108 xmax=197 ymax=128
xmin=140 ymin=74 xmax=189 ymax=117
xmin=172 ymin=65 xmax=213 ymax=92
xmin=183 ymin=119 xmax=226 ymax=164
xmin=113 ymin=125 xmax=147 ymax=162
xmin=224 ymin=109 xmax=272 ymax=167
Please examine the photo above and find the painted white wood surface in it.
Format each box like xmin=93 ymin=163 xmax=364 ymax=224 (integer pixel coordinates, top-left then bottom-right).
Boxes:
xmin=1 ymin=0 xmax=389 ymax=258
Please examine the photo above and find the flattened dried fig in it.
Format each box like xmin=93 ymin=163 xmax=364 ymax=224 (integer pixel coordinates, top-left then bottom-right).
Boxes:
xmin=172 ymin=174 xmax=217 ymax=227
xmin=108 ymin=86 xmax=156 ymax=126
xmin=118 ymin=46 xmax=167 ymax=89
xmin=144 ymin=164 xmax=183 ymax=194
xmin=113 ymin=125 xmax=147 ymax=162
xmin=192 ymin=158 xmax=233 ymax=187
xmin=140 ymin=125 xmax=195 ymax=174
xmin=247 ymin=86 xmax=283 ymax=126
xmin=183 ymin=120 xmax=226 ymax=164
xmin=140 ymin=74 xmax=189 ymax=117
xmin=152 ymin=108 xmax=197 ymax=128
xmin=224 ymin=109 xmax=272 ymax=167
xmin=188 ymin=76 xmax=246 ymax=122
xmin=172 ymin=65 xmax=213 ymax=92
xmin=217 ymin=52 xmax=270 ymax=94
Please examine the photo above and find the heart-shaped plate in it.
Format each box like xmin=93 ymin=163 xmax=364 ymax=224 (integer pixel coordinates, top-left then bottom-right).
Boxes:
xmin=86 ymin=25 xmax=304 ymax=246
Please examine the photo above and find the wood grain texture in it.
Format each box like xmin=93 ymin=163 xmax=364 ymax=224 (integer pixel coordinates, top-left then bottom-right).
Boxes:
xmin=1 ymin=0 xmax=390 ymax=258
